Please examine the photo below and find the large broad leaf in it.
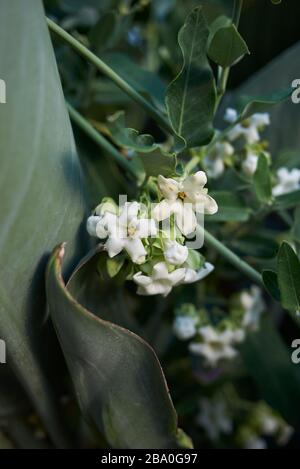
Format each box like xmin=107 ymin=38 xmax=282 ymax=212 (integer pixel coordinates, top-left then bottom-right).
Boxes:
xmin=46 ymin=244 xmax=190 ymax=449
xmin=0 ymin=0 xmax=86 ymax=446
xmin=277 ymin=242 xmax=300 ymax=314
xmin=165 ymin=6 xmax=216 ymax=149
xmin=208 ymin=191 xmax=252 ymax=222
xmin=253 ymin=153 xmax=272 ymax=204
xmin=241 ymin=317 xmax=300 ymax=428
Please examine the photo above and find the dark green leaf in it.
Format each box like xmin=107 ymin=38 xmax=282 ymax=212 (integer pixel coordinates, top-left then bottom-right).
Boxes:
xmin=274 ymin=190 xmax=300 ymax=210
xmin=241 ymin=317 xmax=300 ymax=427
xmin=107 ymin=111 xmax=159 ymax=152
xmin=277 ymin=242 xmax=300 ymax=314
xmin=165 ymin=6 xmax=216 ymax=149
xmin=89 ymin=11 xmax=119 ymax=55
xmin=236 ymin=87 xmax=292 ymax=121
xmin=139 ymin=149 xmax=177 ymax=178
xmin=46 ymin=245 xmax=190 ymax=449
xmin=208 ymin=15 xmax=249 ymax=68
xmin=232 ymin=236 xmax=278 ymax=259
xmin=253 ymin=153 xmax=273 ymax=204
xmin=262 ymin=269 xmax=281 ymax=302
xmin=209 ymin=191 xmax=252 ymax=222
xmin=0 ymin=0 xmax=87 ymax=446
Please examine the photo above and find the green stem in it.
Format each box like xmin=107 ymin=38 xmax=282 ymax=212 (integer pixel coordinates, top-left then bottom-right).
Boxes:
xmin=67 ymin=103 xmax=139 ymax=178
xmin=47 ymin=18 xmax=173 ymax=135
xmin=203 ymin=228 xmax=263 ymax=286
xmin=216 ymin=0 xmax=244 ymax=100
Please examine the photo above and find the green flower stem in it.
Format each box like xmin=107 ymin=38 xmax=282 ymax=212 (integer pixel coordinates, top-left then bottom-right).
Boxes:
xmin=216 ymin=0 xmax=244 ymax=100
xmin=47 ymin=18 xmax=173 ymax=135
xmin=67 ymin=103 xmax=139 ymax=178
xmin=203 ymin=228 xmax=263 ymax=286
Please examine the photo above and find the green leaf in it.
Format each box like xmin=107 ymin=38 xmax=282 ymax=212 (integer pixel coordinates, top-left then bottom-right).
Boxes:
xmin=107 ymin=111 xmax=159 ymax=153
xmin=0 ymin=0 xmax=87 ymax=446
xmin=46 ymin=245 xmax=190 ymax=449
xmin=253 ymin=153 xmax=272 ymax=203
xmin=106 ymin=255 xmax=125 ymax=278
xmin=139 ymin=149 xmax=177 ymax=178
xmin=208 ymin=15 xmax=249 ymax=68
xmin=102 ymin=52 xmax=167 ymax=112
xmin=274 ymin=190 xmax=300 ymax=210
xmin=291 ymin=206 xmax=300 ymax=243
xmin=89 ymin=11 xmax=119 ymax=55
xmin=262 ymin=269 xmax=281 ymax=302
xmin=236 ymin=87 xmax=292 ymax=121
xmin=277 ymin=242 xmax=300 ymax=314
xmin=241 ymin=317 xmax=300 ymax=427
xmin=232 ymin=236 xmax=278 ymax=259
xmin=209 ymin=191 xmax=252 ymax=222
xmin=165 ymin=6 xmax=216 ymax=149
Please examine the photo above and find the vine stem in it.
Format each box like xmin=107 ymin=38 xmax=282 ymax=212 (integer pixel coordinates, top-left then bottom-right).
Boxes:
xmin=47 ymin=18 xmax=173 ymax=135
xmin=67 ymin=103 xmax=139 ymax=179
xmin=203 ymin=228 xmax=263 ymax=286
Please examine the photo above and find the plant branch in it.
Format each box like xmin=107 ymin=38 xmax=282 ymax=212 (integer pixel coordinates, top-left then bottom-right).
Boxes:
xmin=67 ymin=103 xmax=140 ymax=179
xmin=203 ymin=228 xmax=263 ymax=286
xmin=47 ymin=18 xmax=173 ymax=135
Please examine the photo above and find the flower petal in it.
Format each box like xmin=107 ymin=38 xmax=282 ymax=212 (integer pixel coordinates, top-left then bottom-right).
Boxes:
xmin=86 ymin=215 xmax=102 ymax=237
xmin=136 ymin=218 xmax=157 ymax=238
xmin=152 ymin=199 xmax=173 ymax=221
xmin=124 ymin=238 xmax=147 ymax=264
xmin=157 ymin=175 xmax=180 ymax=200
xmin=105 ymin=236 xmax=124 ymax=258
xmin=174 ymin=202 xmax=197 ymax=236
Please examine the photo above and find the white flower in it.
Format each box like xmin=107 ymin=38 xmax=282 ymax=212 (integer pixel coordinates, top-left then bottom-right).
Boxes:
xmin=244 ymin=436 xmax=267 ymax=450
xmin=189 ymin=325 xmax=245 ymax=367
xmin=196 ymin=397 xmax=232 ymax=441
xmin=164 ymin=240 xmax=188 ymax=265
xmin=242 ymin=152 xmax=259 ymax=176
xmin=133 ymin=262 xmax=186 ymax=297
xmin=204 ymin=141 xmax=234 ymax=179
xmin=181 ymin=262 xmax=214 ymax=284
xmin=272 ymin=167 xmax=300 ymax=196
xmin=152 ymin=172 xmax=218 ymax=236
xmin=240 ymin=286 xmax=265 ymax=331
xmin=173 ymin=315 xmax=198 ymax=340
xmin=226 ymin=111 xmax=270 ymax=144
xmin=224 ymin=107 xmax=238 ymax=123
xmin=87 ymin=202 xmax=157 ymax=264
xmin=133 ymin=261 xmax=214 ymax=297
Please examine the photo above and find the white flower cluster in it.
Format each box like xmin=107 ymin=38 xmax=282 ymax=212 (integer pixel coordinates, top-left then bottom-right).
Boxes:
xmin=196 ymin=396 xmax=232 ymax=442
xmin=238 ymin=402 xmax=294 ymax=450
xmin=173 ymin=286 xmax=265 ymax=367
xmin=203 ymin=108 xmax=270 ymax=179
xmin=272 ymin=166 xmax=300 ymax=196
xmin=86 ymin=171 xmax=218 ymax=297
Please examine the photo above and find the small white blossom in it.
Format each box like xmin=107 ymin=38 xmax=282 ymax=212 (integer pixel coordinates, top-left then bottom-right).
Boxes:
xmin=226 ymin=110 xmax=270 ymax=144
xmin=133 ymin=262 xmax=186 ymax=297
xmin=272 ymin=167 xmax=300 ymax=196
xmin=196 ymin=397 xmax=233 ymax=441
xmin=87 ymin=202 xmax=157 ymax=264
xmin=224 ymin=107 xmax=238 ymax=123
xmin=173 ymin=315 xmax=198 ymax=340
xmin=241 ymin=152 xmax=259 ymax=176
xmin=240 ymin=286 xmax=265 ymax=331
xmin=189 ymin=325 xmax=245 ymax=367
xmin=244 ymin=436 xmax=267 ymax=450
xmin=204 ymin=141 xmax=234 ymax=179
xmin=152 ymin=172 xmax=218 ymax=236
xmin=164 ymin=240 xmax=188 ymax=265
xmin=133 ymin=262 xmax=214 ymax=297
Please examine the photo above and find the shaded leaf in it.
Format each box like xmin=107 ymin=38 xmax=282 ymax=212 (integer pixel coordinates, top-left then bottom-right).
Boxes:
xmin=262 ymin=269 xmax=281 ymax=302
xmin=236 ymin=87 xmax=292 ymax=121
xmin=274 ymin=190 xmax=300 ymax=210
xmin=139 ymin=150 xmax=177 ymax=178
xmin=165 ymin=6 xmax=216 ymax=149
xmin=0 ymin=0 xmax=87 ymax=446
xmin=208 ymin=15 xmax=249 ymax=68
xmin=46 ymin=244 xmax=189 ymax=449
xmin=241 ymin=317 xmax=300 ymax=428
xmin=277 ymin=242 xmax=300 ymax=314
xmin=253 ymin=153 xmax=272 ymax=204
xmin=209 ymin=191 xmax=251 ymax=222
xmin=107 ymin=111 xmax=159 ymax=152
